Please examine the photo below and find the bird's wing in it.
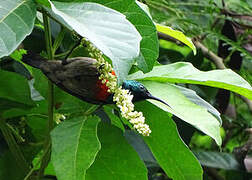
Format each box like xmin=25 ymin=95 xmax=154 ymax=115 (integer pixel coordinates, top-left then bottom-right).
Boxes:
xmin=40 ymin=58 xmax=105 ymax=104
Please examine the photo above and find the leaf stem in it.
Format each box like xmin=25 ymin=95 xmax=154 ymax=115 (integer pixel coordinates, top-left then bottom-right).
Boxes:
xmin=38 ymin=9 xmax=55 ymax=178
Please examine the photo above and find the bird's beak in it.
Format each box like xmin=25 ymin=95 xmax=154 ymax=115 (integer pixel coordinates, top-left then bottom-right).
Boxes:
xmin=146 ymin=93 xmax=171 ymax=108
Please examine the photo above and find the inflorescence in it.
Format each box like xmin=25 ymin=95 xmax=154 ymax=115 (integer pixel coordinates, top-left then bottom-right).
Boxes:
xmin=83 ymin=39 xmax=151 ymax=136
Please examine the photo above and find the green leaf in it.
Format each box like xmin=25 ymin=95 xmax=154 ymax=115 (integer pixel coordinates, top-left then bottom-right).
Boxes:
xmin=140 ymin=81 xmax=222 ymax=146
xmin=194 ymin=151 xmax=241 ymax=170
xmin=83 ymin=0 xmax=159 ymax=73
xmin=49 ymin=1 xmax=141 ymax=84
xmin=128 ymin=62 xmax=252 ymax=100
xmin=0 ymin=70 xmax=35 ymax=112
xmin=125 ymin=2 xmax=159 ymax=72
xmin=0 ymin=0 xmax=36 ymax=58
xmin=51 ymin=116 xmax=101 ymax=180
xmin=86 ymin=122 xmax=148 ymax=180
xmin=135 ymin=101 xmax=203 ymax=180
xmin=175 ymin=85 xmax=221 ymax=123
xmin=156 ymin=24 xmax=196 ymax=55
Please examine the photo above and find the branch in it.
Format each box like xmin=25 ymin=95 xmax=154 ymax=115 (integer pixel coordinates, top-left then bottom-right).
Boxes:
xmin=236 ymin=94 xmax=252 ymax=113
xmin=38 ymin=10 xmax=55 ymax=178
xmin=221 ymin=8 xmax=252 ymax=22
xmin=192 ymin=40 xmax=226 ymax=69
xmin=157 ymin=31 xmax=183 ymax=46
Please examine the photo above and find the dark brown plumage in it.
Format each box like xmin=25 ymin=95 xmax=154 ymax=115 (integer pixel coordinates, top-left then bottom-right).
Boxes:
xmin=22 ymin=54 xmax=112 ymax=104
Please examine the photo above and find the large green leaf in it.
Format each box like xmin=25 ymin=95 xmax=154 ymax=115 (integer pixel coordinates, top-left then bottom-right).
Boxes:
xmin=0 ymin=0 xmax=36 ymax=58
xmin=51 ymin=116 xmax=101 ymax=180
xmin=175 ymin=85 xmax=221 ymax=123
xmin=135 ymin=101 xmax=203 ymax=180
xmin=49 ymin=1 xmax=141 ymax=84
xmin=128 ymin=62 xmax=252 ymax=100
xmin=139 ymin=81 xmax=222 ymax=145
xmin=86 ymin=122 xmax=148 ymax=180
xmin=71 ymin=0 xmax=159 ymax=73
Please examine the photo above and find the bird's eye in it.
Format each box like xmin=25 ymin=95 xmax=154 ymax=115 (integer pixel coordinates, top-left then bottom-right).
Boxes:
xmin=140 ymin=85 xmax=145 ymax=90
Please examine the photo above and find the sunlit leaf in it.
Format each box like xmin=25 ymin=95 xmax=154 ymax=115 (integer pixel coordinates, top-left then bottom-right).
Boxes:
xmin=82 ymin=0 xmax=159 ymax=73
xmin=139 ymin=81 xmax=222 ymax=146
xmin=156 ymin=24 xmax=196 ymax=55
xmin=128 ymin=62 xmax=252 ymax=100
xmin=49 ymin=1 xmax=141 ymax=84
xmin=175 ymin=85 xmax=221 ymax=123
xmin=0 ymin=0 xmax=36 ymax=57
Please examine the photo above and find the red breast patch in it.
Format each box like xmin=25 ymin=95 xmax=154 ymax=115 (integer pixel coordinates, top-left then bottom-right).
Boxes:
xmin=95 ymin=70 xmax=116 ymax=101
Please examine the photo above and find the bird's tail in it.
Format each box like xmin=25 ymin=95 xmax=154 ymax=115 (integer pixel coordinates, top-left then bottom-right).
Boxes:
xmin=22 ymin=52 xmax=46 ymax=69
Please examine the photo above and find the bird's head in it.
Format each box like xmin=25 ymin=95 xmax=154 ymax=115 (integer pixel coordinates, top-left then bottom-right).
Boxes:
xmin=122 ymin=80 xmax=150 ymax=101
xmin=122 ymin=80 xmax=170 ymax=107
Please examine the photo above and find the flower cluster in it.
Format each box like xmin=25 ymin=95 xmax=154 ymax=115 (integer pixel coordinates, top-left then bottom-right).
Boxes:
xmin=83 ymin=39 xmax=151 ymax=136
xmin=113 ymin=88 xmax=151 ymax=136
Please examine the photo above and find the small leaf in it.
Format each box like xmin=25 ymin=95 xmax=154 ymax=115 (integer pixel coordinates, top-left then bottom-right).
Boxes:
xmin=0 ymin=0 xmax=36 ymax=58
xmin=128 ymin=62 xmax=252 ymax=100
xmin=140 ymin=81 xmax=222 ymax=146
xmin=86 ymin=122 xmax=148 ymax=180
xmin=135 ymin=101 xmax=203 ymax=180
xmin=49 ymin=1 xmax=141 ymax=84
xmin=156 ymin=24 xmax=196 ymax=55
xmin=51 ymin=116 xmax=101 ymax=180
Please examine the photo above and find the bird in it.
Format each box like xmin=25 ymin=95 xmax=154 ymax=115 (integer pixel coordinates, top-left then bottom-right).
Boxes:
xmin=22 ymin=53 xmax=170 ymax=106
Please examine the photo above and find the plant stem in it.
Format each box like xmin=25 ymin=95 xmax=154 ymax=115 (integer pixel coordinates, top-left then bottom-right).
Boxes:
xmin=38 ymin=10 xmax=55 ymax=178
